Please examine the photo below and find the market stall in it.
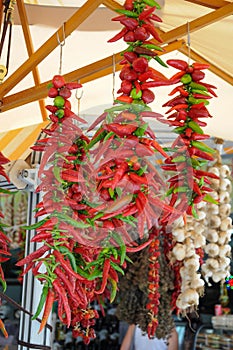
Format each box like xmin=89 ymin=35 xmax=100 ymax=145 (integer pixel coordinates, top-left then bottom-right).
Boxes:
xmin=0 ymin=1 xmax=233 ymax=349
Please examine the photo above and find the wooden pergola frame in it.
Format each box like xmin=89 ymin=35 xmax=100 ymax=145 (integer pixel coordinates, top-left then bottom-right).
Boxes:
xmin=0 ymin=0 xmax=232 ymax=160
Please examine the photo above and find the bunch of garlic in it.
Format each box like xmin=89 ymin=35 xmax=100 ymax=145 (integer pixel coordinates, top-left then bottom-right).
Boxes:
xmin=171 ymin=209 xmax=206 ymax=313
xmin=201 ymin=163 xmax=232 ymax=284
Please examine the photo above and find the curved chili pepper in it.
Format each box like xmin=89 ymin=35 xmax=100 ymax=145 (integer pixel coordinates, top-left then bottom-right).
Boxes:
xmin=95 ymin=259 xmax=111 ymax=295
xmin=38 ymin=288 xmax=55 ymax=333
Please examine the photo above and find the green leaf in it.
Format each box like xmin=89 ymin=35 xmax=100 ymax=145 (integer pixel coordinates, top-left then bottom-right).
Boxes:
xmin=110 ymin=261 xmax=125 ymax=275
xmin=203 ymin=194 xmax=219 ymax=205
xmin=115 ymin=187 xmax=123 ymax=198
xmin=109 ymin=188 xmax=115 ymax=199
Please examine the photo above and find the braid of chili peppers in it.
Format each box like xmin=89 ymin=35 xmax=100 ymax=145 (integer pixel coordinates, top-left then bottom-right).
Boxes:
xmin=146 ymin=227 xmax=160 ymax=338
xmin=159 ymin=60 xmax=218 ymax=221
xmin=108 ymin=0 xmax=168 ymax=105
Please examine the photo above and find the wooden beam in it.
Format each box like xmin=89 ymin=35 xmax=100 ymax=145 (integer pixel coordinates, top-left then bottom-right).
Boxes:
xmin=0 ymin=0 xmax=103 ymax=98
xmin=161 ymin=2 xmax=233 ymax=43
xmin=16 ymin=0 xmax=47 ymax=121
xmin=0 ymin=40 xmax=184 ymax=113
xmin=180 ymin=45 xmax=233 ymax=85
xmin=184 ymin=0 xmax=231 ymax=10
xmin=102 ymin=0 xmax=122 ymax=11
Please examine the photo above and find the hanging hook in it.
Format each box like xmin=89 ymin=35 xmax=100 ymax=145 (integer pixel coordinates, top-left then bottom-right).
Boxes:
xmin=75 ymin=80 xmax=84 ymax=116
xmin=56 ymin=23 xmax=66 ymax=75
xmin=187 ymin=21 xmax=191 ymax=65
xmin=112 ymin=53 xmax=116 ymax=103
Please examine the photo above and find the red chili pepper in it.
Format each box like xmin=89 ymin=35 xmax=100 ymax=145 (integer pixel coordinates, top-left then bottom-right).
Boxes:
xmin=120 ymin=17 xmax=138 ymax=30
xmin=124 ymin=0 xmax=134 ymax=10
xmin=169 ymin=70 xmax=186 ymax=82
xmin=16 ymin=245 xmax=50 ymax=267
xmin=139 ymin=6 xmax=156 ymax=20
xmin=167 ymin=59 xmax=188 ymax=71
xmin=53 ymin=279 xmax=71 ymax=327
xmin=108 ymin=27 xmax=129 ymax=42
xmin=193 ymin=148 xmax=214 ymax=161
xmin=142 ymin=23 xmax=162 ymax=42
xmin=163 ymin=95 xmax=187 ymax=107
xmin=95 ymin=259 xmax=111 ymax=295
xmin=165 ymin=103 xmax=188 ymax=113
xmin=150 ymin=13 xmax=162 ymax=22
xmin=192 ymin=62 xmax=210 ymax=70
xmin=116 ymin=95 xmax=133 ymax=103
xmin=129 ymin=172 xmax=148 ymax=184
xmin=194 ymin=169 xmax=219 ymax=179
xmin=53 ymin=250 xmax=85 ymax=280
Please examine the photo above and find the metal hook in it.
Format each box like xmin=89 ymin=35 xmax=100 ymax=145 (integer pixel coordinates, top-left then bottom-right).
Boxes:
xmin=187 ymin=21 xmax=191 ymax=65
xmin=56 ymin=23 xmax=66 ymax=47
xmin=112 ymin=53 xmax=116 ymax=103
xmin=75 ymin=80 xmax=83 ymax=116
xmin=56 ymin=23 xmax=66 ymax=74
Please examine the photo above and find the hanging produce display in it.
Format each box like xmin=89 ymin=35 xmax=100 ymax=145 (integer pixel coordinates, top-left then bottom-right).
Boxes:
xmin=201 ymin=151 xmax=232 ymax=284
xmin=0 ymin=0 xmax=231 ymax=345
xmin=0 ymin=151 xmax=11 ymax=338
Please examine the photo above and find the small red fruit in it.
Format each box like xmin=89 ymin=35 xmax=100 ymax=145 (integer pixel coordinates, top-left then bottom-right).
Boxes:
xmin=142 ymin=89 xmax=155 ymax=104
xmin=59 ymin=87 xmax=72 ymax=99
xmin=48 ymin=87 xmax=58 ymax=98
xmin=132 ymin=57 xmax=149 ymax=73
xmin=52 ymin=75 xmax=66 ymax=89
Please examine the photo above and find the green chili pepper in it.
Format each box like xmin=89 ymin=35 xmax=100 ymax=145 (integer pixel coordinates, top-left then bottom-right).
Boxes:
xmin=88 ymin=268 xmax=102 ymax=280
xmin=87 ymin=130 xmax=107 ymax=150
xmin=115 ymin=9 xmax=138 ymax=17
xmin=191 ymin=89 xmax=210 ymax=96
xmin=191 ymin=140 xmax=215 ymax=154
xmin=143 ymin=0 xmax=161 ymax=9
xmin=181 ymin=74 xmax=192 ymax=84
xmin=141 ymin=43 xmax=163 ymax=51
xmin=191 ymin=205 xmax=199 ymax=219
xmin=103 ymin=131 xmax=115 ymax=142
xmin=174 ymin=186 xmax=189 ymax=193
xmin=171 ymin=155 xmax=186 ymax=162
xmin=173 ymin=126 xmax=187 ymax=134
xmin=110 ymin=261 xmax=125 ymax=275
xmin=109 ymin=278 xmax=118 ymax=303
xmin=189 ymin=81 xmax=208 ymax=91
xmin=58 ymin=246 xmax=78 ymax=273
xmin=188 ymin=121 xmax=204 ymax=134
xmin=32 ymin=284 xmax=49 ymax=320
xmin=21 ymin=218 xmax=48 ymax=230
xmin=112 ymin=232 xmax=126 ymax=265
xmin=53 ymin=166 xmax=64 ymax=183
xmin=54 ymin=212 xmax=90 ymax=228
xmin=153 ymin=55 xmax=168 ymax=67
xmin=130 ymin=88 xmax=143 ymax=99
xmin=188 ymin=96 xmax=209 ymax=105
xmin=134 ymin=123 xmax=148 ymax=137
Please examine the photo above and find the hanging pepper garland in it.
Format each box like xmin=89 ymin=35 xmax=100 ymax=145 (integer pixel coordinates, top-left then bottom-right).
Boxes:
xmin=13 ymin=0 xmax=225 ymax=344
xmin=159 ymin=59 xmax=219 ymax=219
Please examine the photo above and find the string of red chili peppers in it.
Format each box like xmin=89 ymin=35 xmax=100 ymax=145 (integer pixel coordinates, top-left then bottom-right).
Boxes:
xmin=156 ymin=59 xmax=220 ymax=220
xmin=108 ymin=0 xmax=171 ymax=105
xmin=107 ymin=0 xmax=187 ymax=340
xmin=16 ymin=77 xmax=102 ymax=342
xmin=0 ymin=151 xmax=12 ymax=338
